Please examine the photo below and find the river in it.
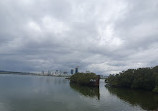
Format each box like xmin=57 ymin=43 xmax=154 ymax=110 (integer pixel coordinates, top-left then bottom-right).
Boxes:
xmin=0 ymin=74 xmax=157 ymax=111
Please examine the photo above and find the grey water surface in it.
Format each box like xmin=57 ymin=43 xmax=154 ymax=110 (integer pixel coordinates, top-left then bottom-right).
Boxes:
xmin=0 ymin=74 xmax=157 ymax=111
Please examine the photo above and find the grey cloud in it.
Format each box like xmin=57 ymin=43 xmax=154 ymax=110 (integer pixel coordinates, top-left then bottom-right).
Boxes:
xmin=0 ymin=0 xmax=158 ymax=75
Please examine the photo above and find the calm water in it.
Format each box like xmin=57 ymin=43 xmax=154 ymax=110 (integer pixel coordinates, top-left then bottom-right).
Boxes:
xmin=0 ymin=74 xmax=158 ymax=111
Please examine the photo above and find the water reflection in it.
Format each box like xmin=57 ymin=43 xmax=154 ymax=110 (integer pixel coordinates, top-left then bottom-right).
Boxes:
xmin=70 ymin=83 xmax=100 ymax=100
xmin=106 ymin=87 xmax=158 ymax=110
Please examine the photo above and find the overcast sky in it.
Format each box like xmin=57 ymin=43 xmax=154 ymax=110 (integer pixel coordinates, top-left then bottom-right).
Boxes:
xmin=0 ymin=0 xmax=158 ymax=75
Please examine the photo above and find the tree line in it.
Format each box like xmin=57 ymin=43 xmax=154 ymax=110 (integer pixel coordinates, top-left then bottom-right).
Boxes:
xmin=105 ymin=66 xmax=158 ymax=92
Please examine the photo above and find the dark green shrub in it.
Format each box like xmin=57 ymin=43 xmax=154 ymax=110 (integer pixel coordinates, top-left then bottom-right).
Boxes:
xmin=70 ymin=73 xmax=98 ymax=86
xmin=106 ymin=66 xmax=158 ymax=92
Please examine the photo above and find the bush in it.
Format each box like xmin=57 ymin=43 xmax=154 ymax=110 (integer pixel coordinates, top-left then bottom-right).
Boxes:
xmin=70 ymin=73 xmax=98 ymax=86
xmin=153 ymin=86 xmax=158 ymax=93
xmin=106 ymin=66 xmax=158 ymax=92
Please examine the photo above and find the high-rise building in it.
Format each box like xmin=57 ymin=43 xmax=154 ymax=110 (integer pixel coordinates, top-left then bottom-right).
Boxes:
xmin=55 ymin=70 xmax=58 ymax=74
xmin=71 ymin=69 xmax=74 ymax=74
xmin=75 ymin=67 xmax=78 ymax=74
xmin=48 ymin=70 xmax=51 ymax=75
xmin=42 ymin=71 xmax=44 ymax=75
xmin=63 ymin=72 xmax=68 ymax=74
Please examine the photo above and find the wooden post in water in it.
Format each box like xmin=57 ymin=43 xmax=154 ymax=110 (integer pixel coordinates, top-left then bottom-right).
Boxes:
xmin=95 ymin=75 xmax=100 ymax=87
xmin=96 ymin=75 xmax=100 ymax=100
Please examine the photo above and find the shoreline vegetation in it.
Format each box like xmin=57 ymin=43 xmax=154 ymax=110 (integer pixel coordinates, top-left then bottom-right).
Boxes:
xmin=105 ymin=65 xmax=158 ymax=93
xmin=70 ymin=73 xmax=100 ymax=87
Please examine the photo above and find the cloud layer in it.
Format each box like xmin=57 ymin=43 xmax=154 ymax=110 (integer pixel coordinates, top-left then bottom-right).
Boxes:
xmin=0 ymin=0 xmax=158 ymax=75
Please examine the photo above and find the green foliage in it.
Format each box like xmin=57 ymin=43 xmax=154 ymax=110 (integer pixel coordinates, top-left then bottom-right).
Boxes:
xmin=70 ymin=73 xmax=98 ymax=86
xmin=106 ymin=66 xmax=158 ymax=92
xmin=153 ymin=86 xmax=158 ymax=93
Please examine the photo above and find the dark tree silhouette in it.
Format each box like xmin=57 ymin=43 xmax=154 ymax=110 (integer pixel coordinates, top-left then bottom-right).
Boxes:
xmin=106 ymin=66 xmax=158 ymax=92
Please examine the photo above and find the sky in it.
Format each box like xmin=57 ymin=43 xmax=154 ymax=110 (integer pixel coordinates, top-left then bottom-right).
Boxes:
xmin=0 ymin=0 xmax=158 ymax=75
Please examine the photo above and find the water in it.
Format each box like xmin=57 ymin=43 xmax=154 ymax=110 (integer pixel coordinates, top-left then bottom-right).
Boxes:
xmin=0 ymin=74 xmax=158 ymax=111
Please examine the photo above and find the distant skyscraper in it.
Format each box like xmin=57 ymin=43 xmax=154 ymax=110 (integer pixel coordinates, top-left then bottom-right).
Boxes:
xmin=55 ymin=70 xmax=58 ymax=74
xmin=42 ymin=71 xmax=44 ymax=75
xmin=48 ymin=70 xmax=51 ymax=75
xmin=71 ymin=69 xmax=74 ymax=74
xmin=63 ymin=72 xmax=68 ymax=74
xmin=75 ymin=67 xmax=78 ymax=73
